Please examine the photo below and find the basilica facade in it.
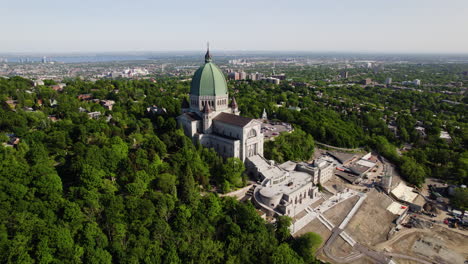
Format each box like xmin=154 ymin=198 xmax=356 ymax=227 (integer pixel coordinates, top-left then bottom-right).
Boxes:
xmin=177 ymin=48 xmax=264 ymax=161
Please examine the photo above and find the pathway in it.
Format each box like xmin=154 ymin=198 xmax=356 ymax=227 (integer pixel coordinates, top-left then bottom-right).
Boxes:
xmin=315 ymin=141 xmax=362 ymax=152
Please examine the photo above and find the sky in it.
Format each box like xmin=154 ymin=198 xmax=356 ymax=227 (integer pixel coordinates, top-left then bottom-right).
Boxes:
xmin=1 ymin=0 xmax=468 ymax=54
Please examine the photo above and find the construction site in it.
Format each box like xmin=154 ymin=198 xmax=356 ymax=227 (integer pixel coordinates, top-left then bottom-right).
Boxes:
xmin=291 ymin=149 xmax=468 ymax=264
xmin=227 ymin=148 xmax=468 ymax=264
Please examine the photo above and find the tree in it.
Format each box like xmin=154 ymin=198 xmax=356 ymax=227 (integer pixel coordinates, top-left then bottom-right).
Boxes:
xmin=451 ymin=187 xmax=468 ymax=213
xmin=178 ymin=168 xmax=197 ymax=205
xmin=275 ymin=216 xmax=292 ymax=242
xmin=400 ymin=157 xmax=426 ymax=187
xmin=155 ymin=173 xmax=177 ymax=196
xmin=270 ymin=243 xmax=304 ymax=264
xmin=221 ymin=157 xmax=245 ymax=188
xmin=292 ymin=232 xmax=322 ymax=264
xmin=265 ymin=129 xmax=314 ymax=163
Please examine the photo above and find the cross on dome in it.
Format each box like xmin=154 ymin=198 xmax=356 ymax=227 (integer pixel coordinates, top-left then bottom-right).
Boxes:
xmin=205 ymin=42 xmax=212 ymax=63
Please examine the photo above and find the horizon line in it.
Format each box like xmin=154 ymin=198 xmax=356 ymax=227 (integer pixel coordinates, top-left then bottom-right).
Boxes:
xmin=2 ymin=50 xmax=468 ymax=56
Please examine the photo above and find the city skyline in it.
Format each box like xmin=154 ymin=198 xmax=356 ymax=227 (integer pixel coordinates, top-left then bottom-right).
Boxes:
xmin=2 ymin=0 xmax=468 ymax=53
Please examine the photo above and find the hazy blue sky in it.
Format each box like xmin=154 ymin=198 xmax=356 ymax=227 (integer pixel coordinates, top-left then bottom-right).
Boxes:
xmin=1 ymin=0 xmax=467 ymax=53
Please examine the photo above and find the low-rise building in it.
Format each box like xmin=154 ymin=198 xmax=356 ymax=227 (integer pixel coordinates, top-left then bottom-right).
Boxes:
xmin=440 ymin=131 xmax=451 ymax=142
xmin=88 ymin=111 xmax=101 ymax=119
xmin=77 ymin=94 xmax=92 ymax=100
xmin=415 ymin=126 xmax=426 ymax=138
xmin=100 ymin=100 xmax=115 ymax=110
xmin=362 ymin=78 xmax=372 ymax=85
xmin=247 ymin=155 xmax=320 ymax=217
xmin=296 ymin=158 xmax=334 ymax=185
xmin=5 ymin=99 xmax=17 ymax=109
xmin=147 ymin=105 xmax=167 ymax=115
xmin=34 ymin=80 xmax=44 ymax=86
xmin=261 ymin=77 xmax=280 ymax=85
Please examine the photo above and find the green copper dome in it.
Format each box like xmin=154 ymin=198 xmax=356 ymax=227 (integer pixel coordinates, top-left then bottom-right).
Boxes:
xmin=190 ymin=50 xmax=228 ymax=96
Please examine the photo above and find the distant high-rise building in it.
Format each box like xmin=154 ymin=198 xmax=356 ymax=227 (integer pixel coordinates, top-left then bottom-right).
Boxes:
xmin=42 ymin=56 xmax=47 ymax=63
xmin=414 ymin=79 xmax=421 ymax=86
xmin=239 ymin=71 xmax=247 ymax=80
xmin=228 ymin=72 xmax=240 ymax=80
xmin=255 ymin=73 xmax=263 ymax=80
xmin=340 ymin=71 xmax=349 ymax=79
xmin=385 ymin=77 xmax=392 ymax=85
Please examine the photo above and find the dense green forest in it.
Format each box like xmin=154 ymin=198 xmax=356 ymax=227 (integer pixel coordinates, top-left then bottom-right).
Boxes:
xmin=264 ymin=129 xmax=315 ymax=163
xmin=0 ymin=77 xmax=321 ymax=263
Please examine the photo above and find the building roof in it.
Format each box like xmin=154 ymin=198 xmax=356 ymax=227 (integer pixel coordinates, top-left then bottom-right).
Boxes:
xmin=202 ymin=103 xmax=212 ymax=114
xmin=247 ymin=155 xmax=286 ymax=180
xmin=259 ymin=171 xmax=312 ymax=197
xmin=327 ymin=151 xmax=356 ymax=164
xmin=335 ymin=170 xmax=361 ymax=183
xmin=391 ymin=182 xmax=418 ymax=203
xmin=348 ymin=164 xmax=371 ymax=175
xmin=356 ymin=159 xmax=376 ymax=169
xmin=181 ymin=112 xmax=201 ymax=121
xmin=386 ymin=202 xmax=406 ymax=215
xmin=278 ymin=161 xmax=297 ymax=171
xmin=190 ymin=49 xmax=228 ymax=96
xmin=213 ymin=112 xmax=253 ymax=127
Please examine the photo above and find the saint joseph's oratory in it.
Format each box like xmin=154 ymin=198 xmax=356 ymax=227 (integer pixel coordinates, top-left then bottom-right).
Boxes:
xmin=177 ymin=47 xmax=326 ymax=219
xmin=177 ymin=48 xmax=264 ymax=161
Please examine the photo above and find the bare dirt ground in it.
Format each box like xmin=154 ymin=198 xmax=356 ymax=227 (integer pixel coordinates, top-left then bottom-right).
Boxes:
xmin=344 ymin=189 xmax=397 ymax=247
xmin=348 ymin=257 xmax=376 ymax=264
xmin=385 ymin=226 xmax=468 ymax=264
xmin=293 ymin=218 xmax=331 ymax=247
xmin=323 ymin=195 xmax=359 ymax=226
xmin=310 ymin=197 xmax=325 ymax=207
xmin=328 ymin=237 xmax=355 ymax=258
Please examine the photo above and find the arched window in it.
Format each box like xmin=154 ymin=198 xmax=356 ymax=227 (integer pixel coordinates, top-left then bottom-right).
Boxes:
xmin=248 ymin=129 xmax=257 ymax=138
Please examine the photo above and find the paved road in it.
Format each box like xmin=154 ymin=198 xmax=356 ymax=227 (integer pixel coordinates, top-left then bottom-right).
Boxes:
xmin=384 ymin=252 xmax=434 ymax=264
xmin=220 ymin=184 xmax=254 ymax=200
xmin=322 ymin=227 xmax=364 ymax=263
xmin=374 ymin=228 xmax=433 ymax=250
xmin=354 ymin=244 xmax=391 ymax=264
